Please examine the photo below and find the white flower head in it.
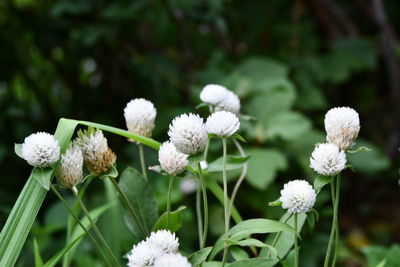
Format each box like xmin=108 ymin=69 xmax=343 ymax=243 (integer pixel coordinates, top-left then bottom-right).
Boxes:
xmin=154 ymin=253 xmax=192 ymax=267
xmin=127 ymin=241 xmax=164 ymax=267
xmin=56 ymin=141 xmax=84 ymax=188
xmin=21 ymin=132 xmax=60 ymax=168
xmin=158 ymin=141 xmax=189 ymax=175
xmin=146 ymin=230 xmax=180 ymax=254
xmin=216 ymin=91 xmax=241 ymax=114
xmin=206 ymin=111 xmax=240 ymax=137
xmin=324 ymin=107 xmax=360 ymax=150
xmin=179 ymin=178 xmax=198 ymax=195
xmin=168 ymin=113 xmax=208 ymax=155
xmin=124 ymin=98 xmax=157 ymax=139
xmin=280 ymin=180 xmax=316 ymax=214
xmin=310 ymin=143 xmax=347 ymax=176
xmin=200 ymin=84 xmax=229 ymax=106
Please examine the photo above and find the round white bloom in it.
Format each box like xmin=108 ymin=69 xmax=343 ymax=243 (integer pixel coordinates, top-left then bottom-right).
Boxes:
xmin=324 ymin=107 xmax=360 ymax=150
xmin=216 ymin=91 xmax=241 ymax=114
xmin=168 ymin=113 xmax=208 ymax=155
xmin=310 ymin=143 xmax=347 ymax=176
xmin=76 ymin=130 xmax=108 ymax=162
xmin=21 ymin=132 xmax=60 ymax=168
xmin=127 ymin=241 xmax=164 ymax=267
xmin=56 ymin=142 xmax=84 ymax=188
xmin=179 ymin=178 xmax=198 ymax=195
xmin=280 ymin=180 xmax=316 ymax=214
xmin=206 ymin=111 xmax=240 ymax=137
xmin=154 ymin=253 xmax=191 ymax=267
xmin=146 ymin=230 xmax=180 ymax=254
xmin=124 ymin=98 xmax=157 ymax=138
xmin=200 ymin=84 xmax=229 ymax=106
xmin=158 ymin=141 xmax=189 ymax=175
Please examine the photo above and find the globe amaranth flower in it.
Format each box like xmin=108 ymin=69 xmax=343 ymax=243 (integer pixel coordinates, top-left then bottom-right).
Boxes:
xmin=168 ymin=113 xmax=208 ymax=155
xmin=215 ymin=90 xmax=241 ymax=114
xmin=310 ymin=143 xmax=347 ymax=176
xmin=21 ymin=132 xmax=60 ymax=168
xmin=56 ymin=141 xmax=84 ymax=188
xmin=154 ymin=253 xmax=191 ymax=267
xmin=76 ymin=129 xmax=116 ymax=175
xmin=280 ymin=180 xmax=316 ymax=214
xmin=146 ymin=230 xmax=180 ymax=254
xmin=124 ymin=98 xmax=157 ymax=139
xmin=158 ymin=141 xmax=189 ymax=176
xmin=127 ymin=241 xmax=164 ymax=267
xmin=324 ymin=107 xmax=360 ymax=150
xmin=206 ymin=111 xmax=240 ymax=137
xmin=200 ymin=84 xmax=229 ymax=106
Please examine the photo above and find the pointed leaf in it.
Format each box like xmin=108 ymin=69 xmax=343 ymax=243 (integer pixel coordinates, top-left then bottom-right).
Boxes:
xmin=43 ymin=234 xmax=84 ymax=267
xmin=32 ymin=167 xmax=54 ymax=191
xmin=33 ymin=239 xmax=44 ymax=267
xmin=227 ymin=259 xmax=275 ymax=267
xmin=189 ymin=247 xmax=213 ymax=266
xmin=152 ymin=206 xmax=186 ymax=232
xmin=14 ymin=144 xmax=23 ymax=159
xmin=314 ymin=175 xmax=332 ymax=194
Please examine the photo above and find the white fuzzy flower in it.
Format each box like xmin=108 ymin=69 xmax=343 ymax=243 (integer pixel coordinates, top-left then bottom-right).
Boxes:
xmin=200 ymin=84 xmax=229 ymax=106
xmin=216 ymin=91 xmax=241 ymax=114
xmin=154 ymin=253 xmax=191 ymax=267
xmin=158 ymin=141 xmax=189 ymax=175
xmin=310 ymin=143 xmax=347 ymax=176
xmin=21 ymin=132 xmax=60 ymax=168
xmin=56 ymin=142 xmax=84 ymax=188
xmin=324 ymin=107 xmax=360 ymax=150
xmin=206 ymin=111 xmax=240 ymax=137
xmin=280 ymin=180 xmax=316 ymax=214
xmin=179 ymin=178 xmax=198 ymax=195
xmin=168 ymin=113 xmax=208 ymax=155
xmin=127 ymin=241 xmax=164 ymax=267
xmin=124 ymin=98 xmax=157 ymax=138
xmin=146 ymin=230 xmax=180 ymax=254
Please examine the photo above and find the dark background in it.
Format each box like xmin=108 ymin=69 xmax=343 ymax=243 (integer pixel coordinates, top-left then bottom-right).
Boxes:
xmin=0 ymin=0 xmax=399 ymax=266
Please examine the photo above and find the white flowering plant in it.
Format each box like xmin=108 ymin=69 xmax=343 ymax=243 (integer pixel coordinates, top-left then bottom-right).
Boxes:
xmin=2 ymin=86 xmax=375 ymax=267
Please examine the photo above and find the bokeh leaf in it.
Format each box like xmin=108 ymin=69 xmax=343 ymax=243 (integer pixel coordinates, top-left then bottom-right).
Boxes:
xmin=152 ymin=206 xmax=186 ymax=232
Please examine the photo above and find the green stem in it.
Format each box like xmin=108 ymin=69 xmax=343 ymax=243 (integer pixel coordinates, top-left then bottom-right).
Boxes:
xmin=197 ymin=161 xmax=208 ymax=249
xmin=268 ymin=214 xmax=291 ymax=258
xmin=203 ymin=139 xmax=210 ymax=161
xmin=196 ymin=186 xmax=203 ymax=249
xmin=109 ymin=177 xmax=148 ymax=236
xmin=167 ymin=175 xmax=174 ymax=227
xmin=222 ymin=138 xmax=229 ymax=266
xmin=138 ymin=144 xmax=148 ymax=181
xmin=51 ymin=185 xmax=112 ymax=267
xmin=332 ymin=175 xmax=341 ymax=266
xmin=71 ymin=187 xmax=121 ymax=267
xmin=294 ymin=213 xmax=299 ymax=267
xmin=324 ymin=176 xmax=337 ymax=267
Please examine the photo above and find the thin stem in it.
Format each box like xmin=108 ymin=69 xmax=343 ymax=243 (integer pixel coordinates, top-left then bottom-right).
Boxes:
xmin=269 ymin=214 xmax=291 ymax=258
xmin=332 ymin=175 xmax=341 ymax=266
xmin=203 ymin=139 xmax=210 ymax=161
xmin=196 ymin=186 xmax=203 ymax=249
xmin=50 ymin=185 xmax=112 ymax=267
xmin=167 ymin=175 xmax=174 ymax=227
xmin=138 ymin=144 xmax=148 ymax=181
xmin=71 ymin=187 xmax=121 ymax=267
xmin=197 ymin=161 xmax=208 ymax=249
xmin=324 ymin=176 xmax=337 ymax=267
xmin=222 ymin=138 xmax=229 ymax=266
xmin=294 ymin=213 xmax=299 ymax=267
xmin=109 ymin=177 xmax=148 ymax=236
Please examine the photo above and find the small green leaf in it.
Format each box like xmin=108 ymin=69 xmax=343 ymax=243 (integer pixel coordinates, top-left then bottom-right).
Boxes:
xmin=225 ymin=238 xmax=278 ymax=259
xmin=33 ymin=239 xmax=44 ymax=267
xmin=148 ymin=165 xmax=169 ymax=176
xmin=152 ymin=206 xmax=186 ymax=232
xmin=207 ymin=155 xmax=250 ymax=173
xmin=346 ymin=164 xmax=356 ymax=172
xmin=232 ymin=133 xmax=246 ymax=142
xmin=306 ymin=212 xmax=316 ymax=233
xmin=99 ymin=164 xmax=118 ymax=179
xmin=195 ymin=103 xmax=210 ymax=109
xmin=227 ymin=258 xmax=275 ymax=267
xmin=347 ymin=146 xmax=371 ymax=153
xmin=14 ymin=144 xmax=23 ymax=159
xmin=239 ymin=114 xmax=257 ymax=122
xmin=208 ymin=133 xmax=219 ymax=139
xmin=189 ymin=246 xmax=213 ymax=266
xmin=268 ymin=198 xmax=282 ymax=207
xmin=32 ymin=167 xmax=54 ymax=191
xmin=313 ymin=175 xmax=332 ymax=194
xmin=230 ymin=247 xmax=249 ymax=261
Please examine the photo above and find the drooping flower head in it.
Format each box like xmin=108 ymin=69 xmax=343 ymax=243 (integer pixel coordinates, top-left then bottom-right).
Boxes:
xmin=127 ymin=241 xmax=164 ymax=267
xmin=324 ymin=107 xmax=360 ymax=150
xmin=76 ymin=129 xmax=116 ymax=175
xmin=310 ymin=143 xmax=347 ymax=176
xmin=56 ymin=141 xmax=84 ymax=188
xmin=199 ymin=84 xmax=241 ymax=114
xmin=206 ymin=111 xmax=240 ymax=137
xmin=154 ymin=253 xmax=191 ymax=267
xmin=280 ymin=180 xmax=316 ymax=214
xmin=158 ymin=141 xmax=189 ymax=176
xmin=124 ymin=98 xmax=157 ymax=139
xmin=146 ymin=230 xmax=180 ymax=254
xmin=168 ymin=113 xmax=208 ymax=155
xmin=21 ymin=132 xmax=60 ymax=168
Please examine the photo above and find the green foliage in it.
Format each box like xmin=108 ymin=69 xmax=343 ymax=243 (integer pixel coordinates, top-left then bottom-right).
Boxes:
xmin=152 ymin=206 xmax=186 ymax=232
xmin=363 ymin=244 xmax=400 ymax=267
xmin=189 ymin=247 xmax=213 ymax=266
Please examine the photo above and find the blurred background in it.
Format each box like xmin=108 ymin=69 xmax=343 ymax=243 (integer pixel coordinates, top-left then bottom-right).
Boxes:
xmin=0 ymin=0 xmax=399 ymax=266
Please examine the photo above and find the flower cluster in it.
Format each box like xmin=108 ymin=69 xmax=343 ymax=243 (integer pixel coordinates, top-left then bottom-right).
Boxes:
xmin=124 ymin=98 xmax=157 ymax=139
xmin=200 ymin=84 xmax=240 ymax=114
xmin=21 ymin=132 xmax=60 ymax=168
xmin=127 ymin=230 xmax=191 ymax=267
xmin=280 ymin=180 xmax=316 ymax=214
xmin=56 ymin=141 xmax=84 ymax=188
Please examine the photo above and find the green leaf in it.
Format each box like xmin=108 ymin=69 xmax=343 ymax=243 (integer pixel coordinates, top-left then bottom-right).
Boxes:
xmin=207 ymin=155 xmax=250 ymax=173
xmin=14 ymin=143 xmax=23 ymax=159
xmin=32 ymin=167 xmax=54 ymax=191
xmin=189 ymin=247 xmax=213 ymax=266
xmin=225 ymin=238 xmax=278 ymax=259
xmin=0 ymin=118 xmax=78 ymax=267
xmin=152 ymin=206 xmax=186 ymax=232
xmin=43 ymin=234 xmax=85 ymax=267
xmin=265 ymin=111 xmax=311 ymax=141
xmin=232 ymin=133 xmax=246 ymax=142
xmin=227 ymin=259 xmax=275 ymax=267
xmin=33 ymin=239 xmax=44 ymax=267
xmin=99 ymin=164 xmax=118 ymax=179
xmin=119 ymin=167 xmax=158 ymax=239
xmin=230 ymin=247 xmax=249 ymax=261
xmin=245 ymin=149 xmax=287 ymax=190
xmin=268 ymin=198 xmax=282 ymax=207
xmin=314 ymin=175 xmax=332 ymax=194
xmin=347 ymin=140 xmax=390 ymax=174
xmin=347 ymin=146 xmax=371 ymax=153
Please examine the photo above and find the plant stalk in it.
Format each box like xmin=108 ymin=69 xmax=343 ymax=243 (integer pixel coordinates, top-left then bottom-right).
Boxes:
xmin=197 ymin=161 xmax=208 ymax=249
xmin=167 ymin=175 xmax=174 ymax=227
xmin=222 ymin=138 xmax=229 ymax=266
xmin=324 ymin=176 xmax=339 ymax=267
xmin=294 ymin=213 xmax=299 ymax=267
xmin=138 ymin=143 xmax=148 ymax=180
xmin=196 ymin=186 xmax=203 ymax=249
xmin=332 ymin=175 xmax=341 ymax=266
